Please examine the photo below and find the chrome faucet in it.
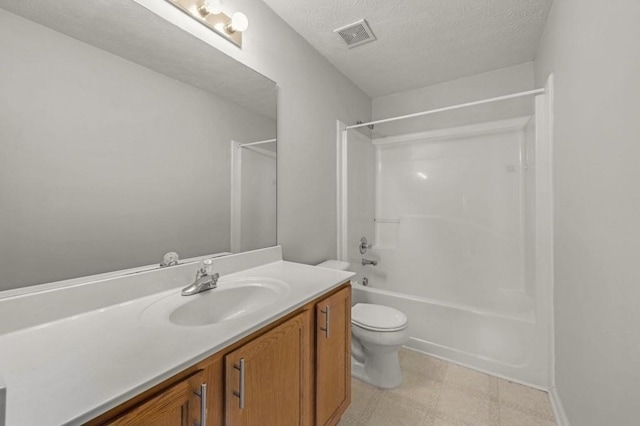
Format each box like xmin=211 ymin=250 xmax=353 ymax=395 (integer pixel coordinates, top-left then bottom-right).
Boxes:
xmin=362 ymin=258 xmax=378 ymax=266
xmin=181 ymin=259 xmax=219 ymax=296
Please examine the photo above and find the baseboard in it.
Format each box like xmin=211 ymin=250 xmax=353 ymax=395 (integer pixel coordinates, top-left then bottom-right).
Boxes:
xmin=549 ymin=386 xmax=570 ymax=426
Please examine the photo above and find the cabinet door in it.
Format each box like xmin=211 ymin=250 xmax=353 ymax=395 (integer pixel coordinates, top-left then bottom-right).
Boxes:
xmin=225 ymin=311 xmax=312 ymax=425
xmin=316 ymin=286 xmax=351 ymax=426
xmin=108 ymin=370 xmax=205 ymax=426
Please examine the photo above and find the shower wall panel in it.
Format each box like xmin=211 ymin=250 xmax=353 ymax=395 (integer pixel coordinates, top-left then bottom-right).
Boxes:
xmin=345 ymin=130 xmax=376 ymax=269
xmin=373 ymin=128 xmax=530 ymax=315
xmin=523 ymin=118 xmax=537 ymax=299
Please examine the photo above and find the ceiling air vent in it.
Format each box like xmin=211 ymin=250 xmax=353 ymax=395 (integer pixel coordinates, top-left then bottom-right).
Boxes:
xmin=334 ymin=19 xmax=376 ymax=48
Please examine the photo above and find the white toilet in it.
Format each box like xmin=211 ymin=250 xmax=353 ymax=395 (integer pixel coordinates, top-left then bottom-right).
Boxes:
xmin=316 ymin=260 xmax=410 ymax=389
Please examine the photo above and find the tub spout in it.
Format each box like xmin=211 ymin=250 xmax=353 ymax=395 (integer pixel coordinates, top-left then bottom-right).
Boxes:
xmin=362 ymin=258 xmax=378 ymax=266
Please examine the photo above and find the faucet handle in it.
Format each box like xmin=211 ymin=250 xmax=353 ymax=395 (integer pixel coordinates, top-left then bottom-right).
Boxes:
xmin=196 ymin=258 xmax=216 ymax=278
xmin=202 ymin=258 xmax=215 ymax=275
xmin=160 ymin=251 xmax=179 ymax=267
xmin=359 ymin=237 xmax=372 ymax=254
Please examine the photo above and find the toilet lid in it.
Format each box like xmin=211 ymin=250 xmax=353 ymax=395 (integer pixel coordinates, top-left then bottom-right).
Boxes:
xmin=351 ymin=303 xmax=408 ymax=332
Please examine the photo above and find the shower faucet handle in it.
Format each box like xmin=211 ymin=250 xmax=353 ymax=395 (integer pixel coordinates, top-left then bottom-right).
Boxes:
xmin=359 ymin=237 xmax=372 ymax=254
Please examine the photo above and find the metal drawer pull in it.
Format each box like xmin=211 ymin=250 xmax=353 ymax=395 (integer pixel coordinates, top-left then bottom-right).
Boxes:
xmin=320 ymin=305 xmax=330 ymax=338
xmin=233 ymin=358 xmax=245 ymax=409
xmin=194 ymin=382 xmax=207 ymax=426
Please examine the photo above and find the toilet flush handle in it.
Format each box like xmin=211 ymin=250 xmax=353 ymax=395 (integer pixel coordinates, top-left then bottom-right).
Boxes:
xmin=320 ymin=306 xmax=330 ymax=338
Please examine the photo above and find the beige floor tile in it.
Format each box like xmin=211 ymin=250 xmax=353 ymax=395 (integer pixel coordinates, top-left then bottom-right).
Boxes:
xmin=399 ymin=347 xmax=410 ymax=360
xmin=436 ymin=386 xmax=498 ymax=426
xmin=444 ymin=363 xmax=499 ymax=398
xmin=348 ymin=378 xmax=382 ymax=422
xmin=400 ymin=349 xmax=449 ymax=381
xmin=500 ymin=405 xmax=556 ymax=426
xmin=340 ymin=351 xmax=555 ymax=426
xmin=431 ymin=411 xmax=500 ymax=426
xmin=389 ymin=369 xmax=443 ymax=411
xmin=431 ymin=417 xmax=473 ymax=426
xmin=352 ymin=377 xmax=378 ymax=395
xmin=383 ymin=389 xmax=433 ymax=413
xmin=337 ymin=414 xmax=359 ymax=426
xmin=365 ymin=394 xmax=428 ymax=426
xmin=498 ymin=380 xmax=554 ymax=420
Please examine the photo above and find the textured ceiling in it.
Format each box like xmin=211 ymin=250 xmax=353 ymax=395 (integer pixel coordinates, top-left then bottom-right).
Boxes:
xmin=262 ymin=0 xmax=553 ymax=98
xmin=0 ymin=0 xmax=276 ymax=119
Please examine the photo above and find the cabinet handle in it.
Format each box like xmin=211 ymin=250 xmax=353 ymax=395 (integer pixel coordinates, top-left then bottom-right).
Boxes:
xmin=320 ymin=305 xmax=330 ymax=338
xmin=194 ymin=383 xmax=207 ymax=426
xmin=233 ymin=358 xmax=245 ymax=409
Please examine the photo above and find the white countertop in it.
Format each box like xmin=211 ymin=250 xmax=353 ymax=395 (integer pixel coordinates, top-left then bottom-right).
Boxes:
xmin=0 ymin=254 xmax=353 ymax=425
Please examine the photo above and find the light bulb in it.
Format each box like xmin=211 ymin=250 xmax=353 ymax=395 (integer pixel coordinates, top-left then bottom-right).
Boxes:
xmin=228 ymin=12 xmax=248 ymax=33
xmin=199 ymin=0 xmax=222 ymax=16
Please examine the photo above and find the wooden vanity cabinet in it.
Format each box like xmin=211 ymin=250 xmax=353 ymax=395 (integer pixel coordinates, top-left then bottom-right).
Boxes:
xmin=105 ymin=370 xmax=205 ymax=426
xmin=225 ymin=310 xmax=313 ymax=425
xmin=87 ymin=282 xmax=350 ymax=426
xmin=315 ymin=286 xmax=351 ymax=426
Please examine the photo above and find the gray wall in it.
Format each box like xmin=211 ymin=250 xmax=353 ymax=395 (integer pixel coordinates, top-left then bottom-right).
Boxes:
xmin=0 ymin=9 xmax=275 ymax=290
xmin=134 ymin=0 xmax=372 ymax=266
xmin=535 ymin=1 xmax=640 ymax=424
xmin=372 ymin=62 xmax=535 ymax=137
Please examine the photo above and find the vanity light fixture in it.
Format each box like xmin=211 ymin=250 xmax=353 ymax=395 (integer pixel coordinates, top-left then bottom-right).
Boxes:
xmin=198 ymin=0 xmax=222 ymax=16
xmin=167 ymin=0 xmax=248 ymax=47
xmin=227 ymin=12 xmax=249 ymax=33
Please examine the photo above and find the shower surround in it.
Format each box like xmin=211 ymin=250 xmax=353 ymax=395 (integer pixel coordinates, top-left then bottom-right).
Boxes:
xmin=339 ymin=88 xmax=553 ymax=388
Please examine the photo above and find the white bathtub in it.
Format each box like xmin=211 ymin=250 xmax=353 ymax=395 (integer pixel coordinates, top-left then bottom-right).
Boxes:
xmin=351 ymin=281 xmax=548 ymax=388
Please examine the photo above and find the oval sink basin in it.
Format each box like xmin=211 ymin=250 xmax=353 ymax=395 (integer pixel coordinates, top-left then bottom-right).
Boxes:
xmin=171 ymin=283 xmax=280 ymax=326
xmin=141 ymin=277 xmax=290 ymax=327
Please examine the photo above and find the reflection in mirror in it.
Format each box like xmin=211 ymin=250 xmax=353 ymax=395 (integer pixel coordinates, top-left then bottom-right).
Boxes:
xmin=0 ymin=0 xmax=277 ymax=292
xmin=231 ymin=139 xmax=277 ymax=253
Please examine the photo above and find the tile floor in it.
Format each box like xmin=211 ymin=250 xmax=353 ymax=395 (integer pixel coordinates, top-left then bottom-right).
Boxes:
xmin=338 ymin=348 xmax=556 ymax=426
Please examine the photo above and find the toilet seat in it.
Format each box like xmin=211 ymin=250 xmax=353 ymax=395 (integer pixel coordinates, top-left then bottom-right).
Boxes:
xmin=352 ymin=303 xmax=408 ymax=332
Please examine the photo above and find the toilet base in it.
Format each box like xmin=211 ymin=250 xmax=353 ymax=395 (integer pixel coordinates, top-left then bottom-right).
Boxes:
xmin=351 ymin=352 xmax=403 ymax=389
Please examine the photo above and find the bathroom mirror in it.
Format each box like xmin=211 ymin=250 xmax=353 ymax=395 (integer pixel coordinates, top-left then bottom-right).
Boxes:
xmin=0 ymin=0 xmax=277 ymax=292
